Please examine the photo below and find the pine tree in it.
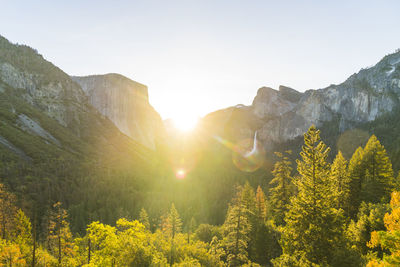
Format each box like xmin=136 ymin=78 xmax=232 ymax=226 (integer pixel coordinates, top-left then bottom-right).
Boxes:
xmin=240 ymin=182 xmax=258 ymax=261
xmin=11 ymin=209 xmax=32 ymax=259
xmin=348 ymin=146 xmax=364 ymax=218
xmin=269 ymin=151 xmax=293 ymax=225
xmin=331 ymin=151 xmax=351 ymax=215
xmin=0 ymin=184 xmax=17 ymax=240
xmin=223 ymin=186 xmax=251 ymax=266
xmin=346 ymin=201 xmax=389 ymax=256
xmin=361 ymin=135 xmax=395 ymax=203
xmin=277 ymin=125 xmax=345 ymax=265
xmin=186 ymin=217 xmax=196 ymax=244
xmin=47 ymin=202 xmax=74 ymax=266
xmin=209 ymin=236 xmax=226 ymax=265
xmin=165 ymin=203 xmax=182 ymax=240
xmin=241 ymin=182 xmax=257 ymax=221
xmin=254 ymin=186 xmax=278 ymax=265
xmin=255 ymin=186 xmax=267 ymax=221
xmin=139 ymin=208 xmax=150 ymax=231
xmin=164 ymin=203 xmax=182 ymax=265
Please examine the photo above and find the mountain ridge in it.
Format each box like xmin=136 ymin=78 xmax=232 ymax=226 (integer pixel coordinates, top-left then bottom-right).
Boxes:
xmin=0 ymin=34 xmax=165 ymax=230
xmin=202 ymin=48 xmax=400 ymax=153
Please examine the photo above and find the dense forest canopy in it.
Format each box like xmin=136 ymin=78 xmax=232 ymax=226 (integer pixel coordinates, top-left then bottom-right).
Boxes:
xmin=1 ymin=125 xmax=400 ymax=266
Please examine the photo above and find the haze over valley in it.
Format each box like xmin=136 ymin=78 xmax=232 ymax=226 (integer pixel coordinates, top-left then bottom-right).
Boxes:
xmin=1 ymin=1 xmax=400 ymax=266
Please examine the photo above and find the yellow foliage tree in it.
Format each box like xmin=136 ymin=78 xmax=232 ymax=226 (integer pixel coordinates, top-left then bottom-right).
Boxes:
xmin=0 ymin=240 xmax=26 ymax=266
xmin=47 ymin=202 xmax=75 ymax=266
xmin=368 ymin=191 xmax=400 ymax=266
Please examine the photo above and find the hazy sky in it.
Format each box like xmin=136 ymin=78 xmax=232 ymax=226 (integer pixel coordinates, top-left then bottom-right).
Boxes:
xmin=2 ymin=0 xmax=400 ymax=121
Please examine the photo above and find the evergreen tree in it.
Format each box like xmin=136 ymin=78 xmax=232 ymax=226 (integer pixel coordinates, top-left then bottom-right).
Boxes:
xmin=164 ymin=203 xmax=182 ymax=265
xmin=139 ymin=208 xmax=150 ymax=231
xmin=331 ymin=151 xmax=351 ymax=215
xmin=0 ymin=184 xmax=17 ymax=240
xmin=253 ymin=185 xmax=274 ymax=265
xmin=11 ymin=209 xmax=32 ymax=259
xmin=241 ymin=182 xmax=256 ymax=216
xmin=361 ymin=135 xmax=395 ymax=203
xmin=255 ymin=186 xmax=267 ymax=222
xmin=277 ymin=125 xmax=345 ymax=265
xmin=223 ymin=186 xmax=251 ymax=266
xmin=240 ymin=182 xmax=258 ymax=261
xmin=165 ymin=203 xmax=182 ymax=240
xmin=209 ymin=236 xmax=226 ymax=265
xmin=346 ymin=201 xmax=389 ymax=256
xmin=186 ymin=217 xmax=196 ymax=243
xmin=269 ymin=151 xmax=293 ymax=225
xmin=348 ymin=146 xmax=364 ymax=218
xmin=47 ymin=202 xmax=74 ymax=266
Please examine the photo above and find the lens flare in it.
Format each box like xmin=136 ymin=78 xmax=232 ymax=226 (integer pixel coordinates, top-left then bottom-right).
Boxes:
xmin=232 ymin=138 xmax=265 ymax=172
xmin=175 ymin=168 xmax=186 ymax=179
xmin=214 ymin=132 xmax=265 ymax=172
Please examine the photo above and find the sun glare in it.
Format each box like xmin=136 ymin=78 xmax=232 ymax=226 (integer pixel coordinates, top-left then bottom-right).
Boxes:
xmin=175 ymin=168 xmax=186 ymax=179
xmin=172 ymin=115 xmax=198 ymax=132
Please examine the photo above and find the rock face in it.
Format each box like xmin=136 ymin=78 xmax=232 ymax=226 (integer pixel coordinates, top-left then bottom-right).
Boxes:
xmin=17 ymin=114 xmax=61 ymax=146
xmin=0 ymin=34 xmax=161 ymax=165
xmin=252 ymin=86 xmax=299 ymax=118
xmin=0 ymin=52 xmax=87 ymax=130
xmin=72 ymin=74 xmax=164 ymax=149
xmin=0 ymin=35 xmax=94 ymax=141
xmin=207 ymin=49 xmax=400 ymax=149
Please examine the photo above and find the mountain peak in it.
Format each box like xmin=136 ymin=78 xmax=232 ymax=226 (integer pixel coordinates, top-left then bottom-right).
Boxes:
xmin=72 ymin=74 xmax=164 ymax=149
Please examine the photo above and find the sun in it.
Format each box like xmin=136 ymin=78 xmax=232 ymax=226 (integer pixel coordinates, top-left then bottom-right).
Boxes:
xmin=172 ymin=115 xmax=199 ymax=132
xmin=175 ymin=168 xmax=186 ymax=179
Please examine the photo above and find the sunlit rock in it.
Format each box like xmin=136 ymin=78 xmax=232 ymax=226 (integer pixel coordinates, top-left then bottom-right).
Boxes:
xmin=72 ymin=74 xmax=164 ymax=149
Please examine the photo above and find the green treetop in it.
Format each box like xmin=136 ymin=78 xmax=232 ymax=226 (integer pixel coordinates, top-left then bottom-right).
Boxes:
xmin=348 ymin=146 xmax=365 ymax=218
xmin=277 ymin=125 xmax=345 ymax=265
xmin=223 ymin=186 xmax=251 ymax=267
xmin=331 ymin=151 xmax=351 ymax=215
xmin=361 ymin=135 xmax=395 ymax=203
xmin=139 ymin=208 xmax=150 ymax=231
xmin=269 ymin=151 xmax=293 ymax=225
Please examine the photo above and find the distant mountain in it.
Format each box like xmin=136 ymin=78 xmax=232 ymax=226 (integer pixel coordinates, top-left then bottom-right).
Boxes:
xmin=0 ymin=35 xmax=164 ymax=231
xmin=185 ymin=50 xmax=400 ymax=224
xmin=202 ymin=49 xmax=400 ymax=154
xmin=0 ymin=35 xmax=157 ymax=162
xmin=72 ymin=74 xmax=164 ymax=149
xmin=2 ymin=32 xmax=400 ymax=229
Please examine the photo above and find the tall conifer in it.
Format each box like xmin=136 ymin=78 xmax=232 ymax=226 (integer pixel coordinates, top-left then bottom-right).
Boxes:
xmin=269 ymin=151 xmax=293 ymax=225
xmin=255 ymin=186 xmax=267 ymax=221
xmin=278 ymin=125 xmax=344 ymax=265
xmin=139 ymin=208 xmax=150 ymax=231
xmin=361 ymin=135 xmax=395 ymax=203
xmin=348 ymin=146 xmax=364 ymax=218
xmin=48 ymin=202 xmax=74 ymax=266
xmin=331 ymin=151 xmax=351 ymax=215
xmin=223 ymin=186 xmax=251 ymax=266
xmin=164 ymin=203 xmax=182 ymax=240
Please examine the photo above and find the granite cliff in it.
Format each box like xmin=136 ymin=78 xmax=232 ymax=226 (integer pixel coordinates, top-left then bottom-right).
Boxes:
xmin=203 ymin=49 xmax=400 ymax=151
xmin=0 ymin=35 xmax=155 ymax=163
xmin=72 ymin=74 xmax=164 ymax=149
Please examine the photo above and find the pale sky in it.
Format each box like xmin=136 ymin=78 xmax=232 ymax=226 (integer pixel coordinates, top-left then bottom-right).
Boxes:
xmin=1 ymin=0 xmax=400 ymax=121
